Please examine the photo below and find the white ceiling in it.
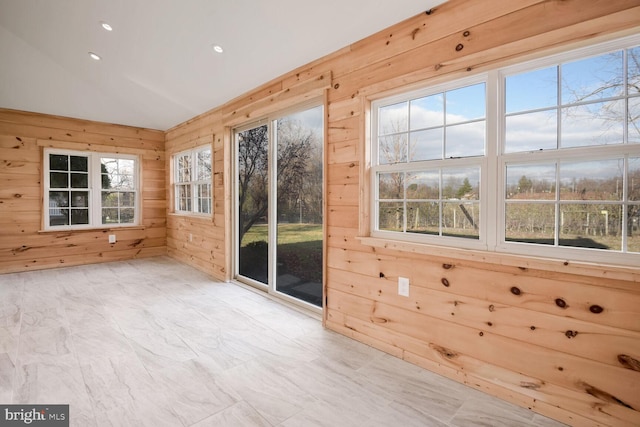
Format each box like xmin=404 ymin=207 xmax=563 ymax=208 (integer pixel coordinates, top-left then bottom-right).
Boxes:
xmin=0 ymin=0 xmax=446 ymax=131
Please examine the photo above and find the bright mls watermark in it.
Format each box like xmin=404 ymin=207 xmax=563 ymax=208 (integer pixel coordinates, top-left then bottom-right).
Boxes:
xmin=1 ymin=405 xmax=68 ymax=426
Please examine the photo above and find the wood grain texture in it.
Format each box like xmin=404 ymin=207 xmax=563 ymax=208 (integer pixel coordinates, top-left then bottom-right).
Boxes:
xmin=2 ymin=0 xmax=638 ymax=425
xmin=0 ymin=109 xmax=166 ymax=274
xmin=163 ymin=1 xmax=640 ymax=426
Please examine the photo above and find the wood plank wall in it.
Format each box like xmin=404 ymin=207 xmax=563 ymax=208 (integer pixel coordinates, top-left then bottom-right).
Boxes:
xmin=0 ymin=109 xmax=166 ymax=273
xmin=165 ymin=0 xmax=640 ymax=425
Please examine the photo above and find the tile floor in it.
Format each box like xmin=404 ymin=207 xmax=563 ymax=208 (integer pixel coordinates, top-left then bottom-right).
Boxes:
xmin=0 ymin=257 xmax=568 ymax=426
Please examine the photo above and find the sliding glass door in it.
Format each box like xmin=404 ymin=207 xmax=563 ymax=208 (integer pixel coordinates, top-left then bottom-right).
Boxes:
xmin=235 ymin=104 xmax=324 ymax=308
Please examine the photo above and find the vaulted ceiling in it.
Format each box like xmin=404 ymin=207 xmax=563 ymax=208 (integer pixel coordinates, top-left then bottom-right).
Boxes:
xmin=0 ymin=0 xmax=447 ymax=130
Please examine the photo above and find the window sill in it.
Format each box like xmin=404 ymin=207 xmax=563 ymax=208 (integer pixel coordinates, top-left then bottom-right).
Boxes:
xmin=356 ymin=236 xmax=640 ymax=282
xmin=168 ymin=212 xmax=213 ymax=221
xmin=38 ymin=225 xmax=145 ymax=234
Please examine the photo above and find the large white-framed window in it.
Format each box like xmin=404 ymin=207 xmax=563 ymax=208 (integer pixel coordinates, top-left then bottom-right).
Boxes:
xmin=174 ymin=146 xmax=212 ymax=215
xmin=44 ymin=149 xmax=139 ymax=230
xmin=370 ymin=34 xmax=640 ymax=266
xmin=371 ymin=75 xmax=488 ymax=251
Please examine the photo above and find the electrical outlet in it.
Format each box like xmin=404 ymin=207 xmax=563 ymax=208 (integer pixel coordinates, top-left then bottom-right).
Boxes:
xmin=189 ymin=233 xmax=193 ymax=242
xmin=398 ymin=276 xmax=410 ymax=297
xmin=108 ymin=234 xmax=116 ymax=244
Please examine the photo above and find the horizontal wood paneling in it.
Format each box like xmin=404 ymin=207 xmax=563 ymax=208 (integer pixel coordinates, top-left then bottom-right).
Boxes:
xmin=163 ymin=0 xmax=640 ymax=425
xmin=2 ymin=0 xmax=634 ymax=425
xmin=0 ymin=109 xmax=166 ymax=274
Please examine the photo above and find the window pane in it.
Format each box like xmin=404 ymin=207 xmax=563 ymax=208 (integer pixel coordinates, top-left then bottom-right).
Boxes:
xmin=442 ymin=202 xmax=479 ymax=239
xmin=506 ymin=66 xmax=557 ymax=113
xmin=50 ymin=191 xmax=69 ymax=207
xmin=407 ymin=202 xmax=439 ymax=235
xmin=561 ymin=51 xmax=624 ymax=103
xmin=560 ymin=160 xmax=623 ymax=201
xmin=505 ymin=203 xmax=555 ymax=244
xmin=379 ymin=135 xmax=408 ymax=164
xmin=101 ymin=158 xmax=118 ymax=175
xmin=630 ymin=97 xmax=640 ymax=144
xmin=379 ymin=202 xmax=403 ymax=232
xmin=410 ymin=128 xmax=442 ymax=161
xmin=560 ymin=204 xmax=621 ymax=251
xmin=49 ymin=208 xmax=69 ymax=226
xmin=50 ymin=172 xmax=68 ymax=188
xmin=446 ymin=83 xmax=485 ymax=124
xmin=379 ymin=102 xmax=408 ymax=135
xmin=119 ymin=159 xmax=135 ymax=175
xmin=445 ymin=121 xmax=485 ymax=158
xmin=561 ymin=100 xmax=624 ymax=147
xmin=630 ymin=157 xmax=640 ymax=201
xmin=120 ymin=192 xmax=135 ymax=207
xmin=70 ymin=173 xmax=88 ymax=188
xmin=177 ymin=155 xmax=192 ymax=183
xmin=406 ymin=171 xmax=439 ymax=199
xmin=120 ymin=208 xmax=135 ymax=223
xmin=197 ymin=150 xmax=212 ymax=180
xmin=506 ymin=164 xmax=556 ymax=200
xmin=71 ymin=191 xmax=88 ymax=207
xmin=410 ymin=94 xmax=443 ymax=130
xmin=505 ymin=110 xmax=557 ymax=153
xmin=178 ymin=184 xmax=191 ymax=211
xmin=70 ymin=156 xmax=88 ymax=172
xmin=629 ymin=205 xmax=640 ymax=252
xmin=71 ymin=209 xmax=89 ymax=225
xmin=49 ymin=154 xmax=68 ymax=171
xmin=442 ymin=168 xmax=479 ymax=200
xmin=102 ymin=208 xmax=118 ymax=224
xmin=629 ymin=47 xmax=640 ymax=95
xmin=102 ymin=192 xmax=118 ymax=207
xmin=379 ymin=173 xmax=403 ymax=199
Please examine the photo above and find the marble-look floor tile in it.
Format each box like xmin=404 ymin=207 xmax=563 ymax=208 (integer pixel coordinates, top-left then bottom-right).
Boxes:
xmin=248 ymin=304 xmax=321 ymax=340
xmin=0 ymin=326 xmax=18 ymax=363
xmin=149 ymin=359 xmax=240 ymax=426
xmin=63 ymin=294 xmax=116 ymax=334
xmin=127 ymin=329 xmax=198 ymax=372
xmin=0 ymin=303 xmax=22 ymax=335
xmin=106 ymin=306 xmax=167 ymax=337
xmin=21 ymin=306 xmax=69 ymax=333
xmin=80 ymin=352 xmax=155 ymax=414
xmin=218 ymin=359 xmax=318 ymax=425
xmin=530 ymin=414 xmax=569 ymax=426
xmin=450 ymin=397 xmax=535 ymax=427
xmin=191 ymin=401 xmax=272 ymax=427
xmin=72 ymin=326 xmax=134 ymax=365
xmin=16 ymin=326 xmax=74 ymax=366
xmin=356 ymin=353 xmax=467 ymax=424
xmin=0 ymin=352 xmax=15 ymax=402
xmin=0 ymin=257 xmax=573 ymax=427
xmin=294 ymin=327 xmax=385 ymax=371
xmin=13 ymin=358 xmax=96 ymax=427
xmin=284 ymin=356 xmax=393 ymax=423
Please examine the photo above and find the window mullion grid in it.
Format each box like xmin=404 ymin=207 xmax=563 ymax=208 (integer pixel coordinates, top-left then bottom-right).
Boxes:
xmin=192 ymin=151 xmax=198 ymax=213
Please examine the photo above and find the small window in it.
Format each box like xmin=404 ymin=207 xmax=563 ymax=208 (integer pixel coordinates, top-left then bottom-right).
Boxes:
xmin=174 ymin=146 xmax=212 ymax=215
xmin=44 ymin=149 xmax=139 ymax=230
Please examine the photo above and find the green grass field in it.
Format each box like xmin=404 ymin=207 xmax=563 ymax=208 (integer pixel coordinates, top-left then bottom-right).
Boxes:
xmin=240 ymin=223 xmax=323 ymax=283
xmin=241 ymin=223 xmax=322 ymax=247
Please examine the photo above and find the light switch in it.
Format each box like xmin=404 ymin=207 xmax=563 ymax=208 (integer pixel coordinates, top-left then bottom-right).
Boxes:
xmin=108 ymin=234 xmax=116 ymax=243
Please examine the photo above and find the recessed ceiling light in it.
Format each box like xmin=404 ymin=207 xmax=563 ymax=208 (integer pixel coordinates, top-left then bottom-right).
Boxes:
xmin=89 ymin=52 xmax=101 ymax=61
xmin=101 ymin=21 xmax=113 ymax=31
xmin=212 ymin=45 xmax=224 ymax=54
